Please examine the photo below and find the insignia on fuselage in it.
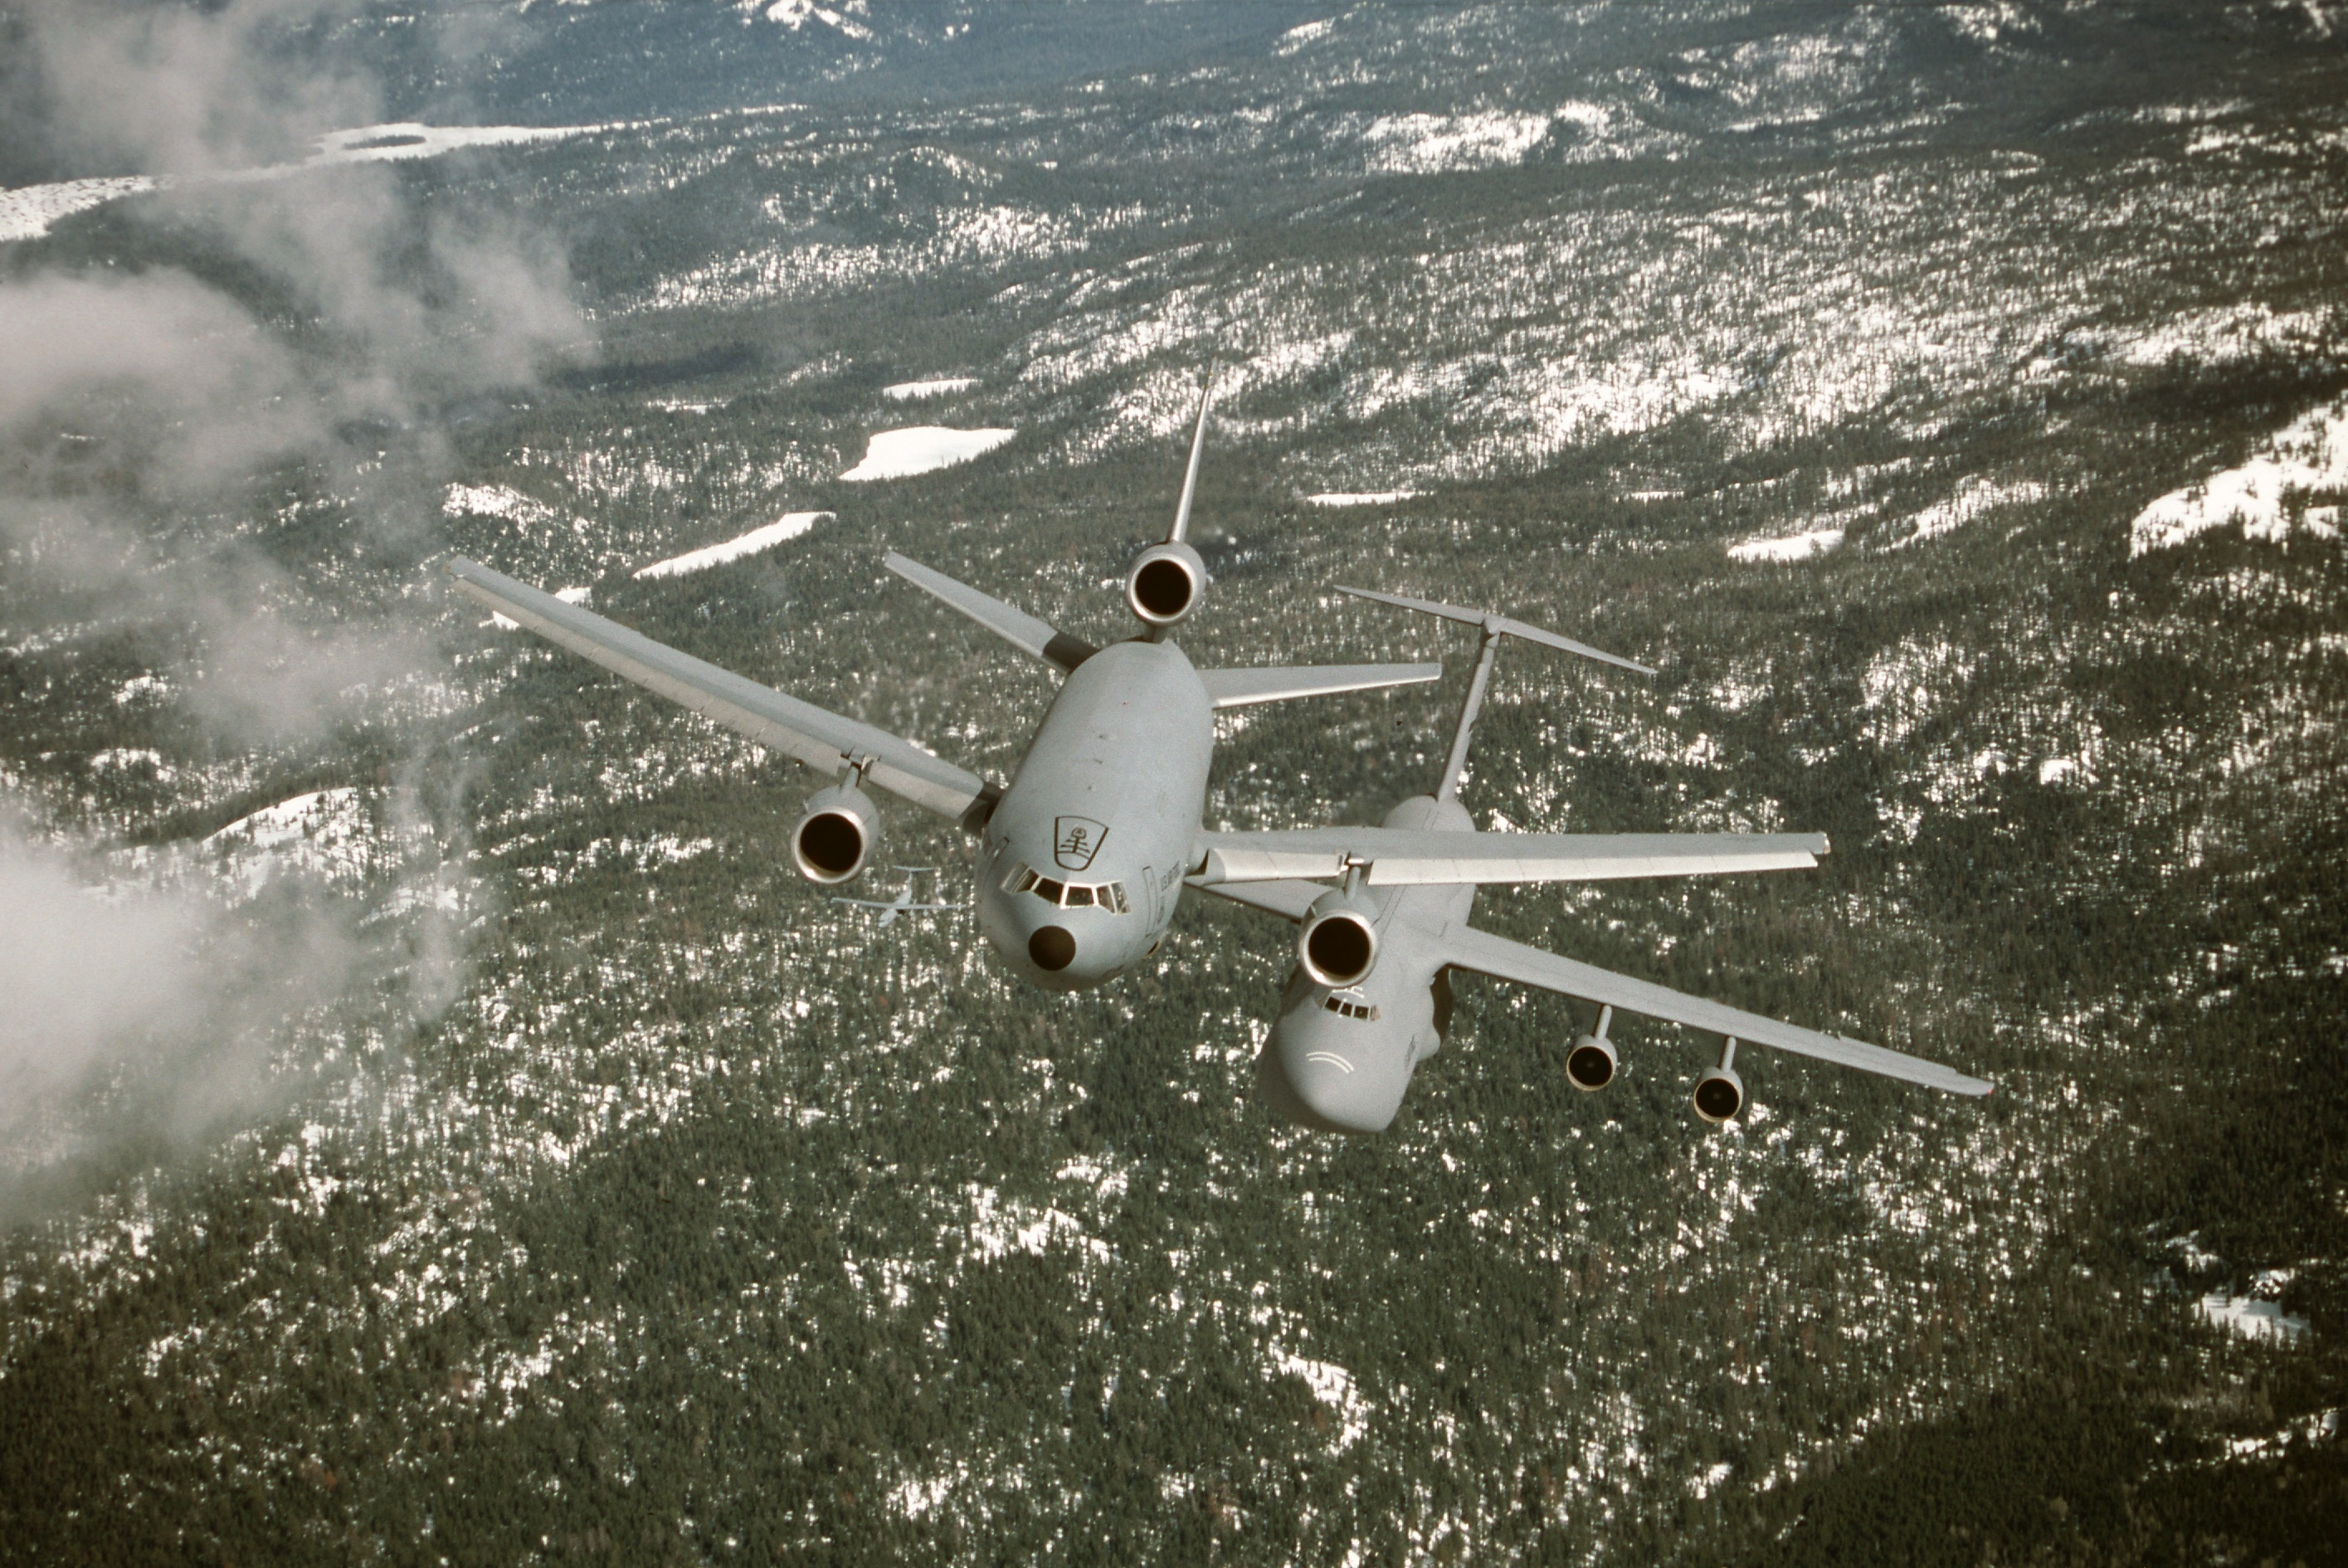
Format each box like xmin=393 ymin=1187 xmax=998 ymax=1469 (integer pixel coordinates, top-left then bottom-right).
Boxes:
xmin=1053 ymin=816 xmax=1108 ymax=870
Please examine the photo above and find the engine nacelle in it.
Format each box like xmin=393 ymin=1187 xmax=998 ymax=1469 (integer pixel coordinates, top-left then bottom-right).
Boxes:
xmin=790 ymin=783 xmax=880 ymax=885
xmin=1566 ymin=1033 xmax=1617 ymax=1092
xmin=1298 ymin=889 xmax=1380 ymax=991
xmin=1692 ymin=1064 xmax=1746 ymax=1124
xmin=1124 ymin=539 xmax=1207 ymax=631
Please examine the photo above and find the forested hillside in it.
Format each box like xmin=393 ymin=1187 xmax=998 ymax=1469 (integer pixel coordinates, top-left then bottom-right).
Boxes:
xmin=2 ymin=2 xmax=2344 ymax=1562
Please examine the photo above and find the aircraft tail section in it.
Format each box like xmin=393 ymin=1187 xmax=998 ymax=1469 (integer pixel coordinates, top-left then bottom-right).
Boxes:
xmin=1337 ymin=585 xmax=1652 ymax=801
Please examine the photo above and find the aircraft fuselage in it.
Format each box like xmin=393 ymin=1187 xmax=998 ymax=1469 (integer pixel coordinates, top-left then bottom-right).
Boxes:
xmin=1255 ymin=793 xmax=1478 ymax=1133
xmin=974 ymin=639 xmax=1213 ymax=990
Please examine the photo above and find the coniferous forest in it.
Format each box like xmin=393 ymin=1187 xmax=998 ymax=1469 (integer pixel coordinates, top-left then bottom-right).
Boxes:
xmin=2 ymin=2 xmax=2345 ymax=1562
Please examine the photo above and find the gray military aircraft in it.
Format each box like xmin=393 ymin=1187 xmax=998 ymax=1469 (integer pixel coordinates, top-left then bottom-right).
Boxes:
xmin=446 ymin=377 xmax=1988 ymax=1130
xmin=833 ymin=867 xmax=956 ymax=929
xmin=1207 ymin=587 xmax=1990 ymax=1130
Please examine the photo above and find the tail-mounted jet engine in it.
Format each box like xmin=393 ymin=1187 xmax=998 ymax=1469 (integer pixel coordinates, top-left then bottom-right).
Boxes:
xmin=1692 ymin=1037 xmax=1744 ymax=1123
xmin=791 ymin=782 xmax=880 ymax=884
xmin=1125 ymin=539 xmax=1207 ymax=631
xmin=1298 ymin=888 xmax=1380 ymax=990
xmin=1566 ymin=1006 xmax=1618 ymax=1092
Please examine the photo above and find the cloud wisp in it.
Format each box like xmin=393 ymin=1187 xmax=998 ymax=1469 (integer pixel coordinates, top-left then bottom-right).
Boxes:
xmin=0 ymin=0 xmax=583 ymax=1212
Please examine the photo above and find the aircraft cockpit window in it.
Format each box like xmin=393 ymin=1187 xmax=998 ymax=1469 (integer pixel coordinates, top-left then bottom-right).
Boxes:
xmin=1322 ymin=993 xmax=1381 ymax=1021
xmin=1006 ymin=868 xmax=1129 ymax=913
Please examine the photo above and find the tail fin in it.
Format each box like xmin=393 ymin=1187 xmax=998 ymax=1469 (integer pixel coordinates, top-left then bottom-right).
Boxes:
xmin=1337 ymin=586 xmax=1653 ymax=802
xmin=1167 ymin=368 xmax=1215 ymax=544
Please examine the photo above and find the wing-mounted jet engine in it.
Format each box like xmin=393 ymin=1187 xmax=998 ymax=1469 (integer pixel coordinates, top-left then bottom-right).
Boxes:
xmin=1691 ymin=1038 xmax=1745 ymax=1123
xmin=1297 ymin=882 xmax=1381 ymax=989
xmin=1566 ymin=1005 xmax=1618 ymax=1092
xmin=791 ymin=780 xmax=882 ymax=885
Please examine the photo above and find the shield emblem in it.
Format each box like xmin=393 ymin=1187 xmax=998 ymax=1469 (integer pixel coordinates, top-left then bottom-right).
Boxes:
xmin=1053 ymin=816 xmax=1108 ymax=871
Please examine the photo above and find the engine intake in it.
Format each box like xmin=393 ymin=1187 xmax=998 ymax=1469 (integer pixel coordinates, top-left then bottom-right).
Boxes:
xmin=1124 ymin=540 xmax=1207 ymax=630
xmin=1566 ymin=1034 xmax=1617 ymax=1092
xmin=1298 ymin=889 xmax=1380 ymax=990
xmin=791 ymin=783 xmax=879 ymax=885
xmin=1692 ymin=1064 xmax=1745 ymax=1124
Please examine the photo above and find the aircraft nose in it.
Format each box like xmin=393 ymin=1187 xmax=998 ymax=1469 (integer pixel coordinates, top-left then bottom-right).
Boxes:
xmin=1028 ymin=926 xmax=1077 ymax=971
xmin=1256 ymin=1030 xmax=1410 ymax=1135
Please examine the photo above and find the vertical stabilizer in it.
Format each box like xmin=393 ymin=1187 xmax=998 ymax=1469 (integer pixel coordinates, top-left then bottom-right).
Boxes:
xmin=1333 ymin=586 xmax=1654 ymax=801
xmin=1437 ymin=626 xmax=1504 ymax=803
xmin=1167 ymin=368 xmax=1215 ymax=544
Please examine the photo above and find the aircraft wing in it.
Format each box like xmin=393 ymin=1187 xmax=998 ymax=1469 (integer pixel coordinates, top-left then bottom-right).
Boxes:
xmin=1188 ymin=876 xmax=1327 ymax=921
xmin=1440 ymin=923 xmax=1990 ymax=1096
xmin=447 ymin=558 xmax=996 ymax=825
xmin=884 ymin=552 xmax=1098 ymax=674
xmin=1192 ymin=828 xmax=1827 ymax=887
xmin=1196 ymin=665 xmax=1441 ymax=709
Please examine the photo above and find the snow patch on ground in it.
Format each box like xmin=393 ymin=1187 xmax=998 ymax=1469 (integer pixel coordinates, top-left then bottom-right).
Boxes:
xmin=1275 ymin=17 xmax=1334 ymax=54
xmin=633 ymin=513 xmax=832 ymax=579
xmin=1360 ymin=102 xmax=1670 ymax=173
xmin=881 ymin=377 xmax=979 ymax=402
xmin=2130 ymin=395 xmax=2348 ymax=555
xmin=1363 ymin=111 xmax=1555 ymax=173
xmin=738 ymin=0 xmax=873 ymax=37
xmin=1728 ymin=525 xmax=1844 ymax=562
xmin=200 ymin=788 xmax=374 ymax=895
xmin=0 ymin=176 xmax=159 ymax=242
xmin=1268 ymin=1348 xmax=1371 ymax=1447
xmin=442 ymin=483 xmax=592 ymax=538
xmin=2 ymin=122 xmax=609 ymax=242
xmin=306 ymin=122 xmax=596 ymax=167
xmin=2199 ymin=1275 xmax=2309 ymax=1346
xmin=840 ymin=426 xmax=1014 ymax=481
xmin=1304 ymin=490 xmax=1418 ymax=508
xmin=962 ymin=1184 xmax=1108 ymax=1264
xmin=2111 ymin=303 xmax=2331 ymax=370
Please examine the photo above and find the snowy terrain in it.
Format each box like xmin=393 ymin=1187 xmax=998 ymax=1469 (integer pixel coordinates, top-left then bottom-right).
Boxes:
xmin=839 ymin=426 xmax=1016 ymax=481
xmin=633 ymin=512 xmax=834 ymax=578
xmin=2131 ymin=393 xmax=2348 ymax=555
xmin=0 ymin=121 xmax=613 ymax=243
xmin=883 ymin=377 xmax=981 ymax=402
xmin=5 ymin=2 xmax=2346 ymax=1561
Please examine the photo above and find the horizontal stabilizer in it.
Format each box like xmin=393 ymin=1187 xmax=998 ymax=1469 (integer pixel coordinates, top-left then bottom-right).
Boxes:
xmin=885 ymin=552 xmax=1098 ymax=674
xmin=446 ymin=557 xmax=993 ymax=825
xmin=1193 ymin=827 xmax=1825 ymax=887
xmin=1441 ymin=924 xmax=1991 ymax=1096
xmin=1336 ymin=585 xmax=1654 ymax=676
xmin=1197 ymin=663 xmax=1441 ymax=709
